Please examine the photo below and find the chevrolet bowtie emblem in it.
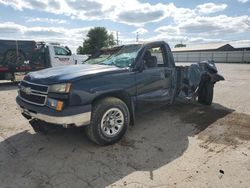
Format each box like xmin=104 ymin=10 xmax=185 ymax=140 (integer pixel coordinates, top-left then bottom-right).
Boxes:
xmin=20 ymin=86 xmax=32 ymax=95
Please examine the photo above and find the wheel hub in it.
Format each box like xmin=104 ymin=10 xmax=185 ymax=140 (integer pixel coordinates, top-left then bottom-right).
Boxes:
xmin=109 ymin=119 xmax=115 ymax=126
xmin=101 ymin=108 xmax=124 ymax=137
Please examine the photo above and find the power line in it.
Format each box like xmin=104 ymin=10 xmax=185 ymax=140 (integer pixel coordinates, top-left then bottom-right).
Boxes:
xmin=116 ymin=31 xmax=119 ymax=45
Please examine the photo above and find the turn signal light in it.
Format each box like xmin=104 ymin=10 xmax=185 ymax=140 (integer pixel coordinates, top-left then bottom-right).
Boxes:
xmin=46 ymin=98 xmax=64 ymax=111
xmin=56 ymin=101 xmax=64 ymax=111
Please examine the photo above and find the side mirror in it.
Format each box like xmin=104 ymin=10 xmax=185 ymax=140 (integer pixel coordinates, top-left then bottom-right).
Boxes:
xmin=68 ymin=50 xmax=72 ymax=56
xmin=65 ymin=46 xmax=72 ymax=55
xmin=134 ymin=60 xmax=144 ymax=72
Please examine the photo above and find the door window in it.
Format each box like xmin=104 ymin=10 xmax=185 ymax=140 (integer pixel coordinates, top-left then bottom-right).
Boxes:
xmin=143 ymin=47 xmax=165 ymax=69
xmin=54 ymin=46 xmax=70 ymax=56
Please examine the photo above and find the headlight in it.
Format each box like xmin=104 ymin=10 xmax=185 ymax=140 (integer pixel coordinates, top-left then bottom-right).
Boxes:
xmin=48 ymin=83 xmax=71 ymax=93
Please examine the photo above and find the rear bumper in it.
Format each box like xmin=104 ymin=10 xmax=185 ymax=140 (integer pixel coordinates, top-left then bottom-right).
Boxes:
xmin=16 ymin=97 xmax=91 ymax=126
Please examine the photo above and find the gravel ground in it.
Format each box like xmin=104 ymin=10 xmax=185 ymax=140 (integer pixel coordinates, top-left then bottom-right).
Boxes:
xmin=0 ymin=63 xmax=249 ymax=188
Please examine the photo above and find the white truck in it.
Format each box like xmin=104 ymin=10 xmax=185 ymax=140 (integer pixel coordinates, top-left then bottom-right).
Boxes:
xmin=0 ymin=40 xmax=88 ymax=81
xmin=46 ymin=43 xmax=88 ymax=67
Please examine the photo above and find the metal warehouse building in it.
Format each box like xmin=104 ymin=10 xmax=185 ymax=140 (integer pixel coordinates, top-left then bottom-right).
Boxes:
xmin=172 ymin=43 xmax=250 ymax=63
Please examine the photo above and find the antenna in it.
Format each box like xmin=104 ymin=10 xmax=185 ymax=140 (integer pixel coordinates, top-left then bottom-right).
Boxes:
xmin=136 ymin=32 xmax=139 ymax=42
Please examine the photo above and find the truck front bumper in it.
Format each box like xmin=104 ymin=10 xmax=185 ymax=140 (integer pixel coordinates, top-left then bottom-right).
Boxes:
xmin=16 ymin=97 xmax=91 ymax=127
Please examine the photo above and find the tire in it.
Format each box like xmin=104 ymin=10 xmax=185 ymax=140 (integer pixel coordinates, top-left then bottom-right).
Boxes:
xmin=3 ymin=50 xmax=25 ymax=66
xmin=198 ymin=82 xmax=214 ymax=105
xmin=85 ymin=97 xmax=130 ymax=145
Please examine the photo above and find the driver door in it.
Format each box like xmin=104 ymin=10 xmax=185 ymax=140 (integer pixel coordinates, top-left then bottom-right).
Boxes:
xmin=51 ymin=46 xmax=73 ymax=67
xmin=136 ymin=45 xmax=173 ymax=103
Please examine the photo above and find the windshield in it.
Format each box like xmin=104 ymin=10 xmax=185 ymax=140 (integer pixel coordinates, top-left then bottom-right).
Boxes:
xmin=99 ymin=44 xmax=142 ymax=68
xmin=85 ymin=54 xmax=111 ymax=64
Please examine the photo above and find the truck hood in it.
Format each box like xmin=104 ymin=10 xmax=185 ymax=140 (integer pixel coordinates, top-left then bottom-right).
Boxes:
xmin=24 ymin=64 xmax=126 ymax=85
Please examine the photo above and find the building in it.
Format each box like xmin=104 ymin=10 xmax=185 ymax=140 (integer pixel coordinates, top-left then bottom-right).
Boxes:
xmin=172 ymin=43 xmax=250 ymax=63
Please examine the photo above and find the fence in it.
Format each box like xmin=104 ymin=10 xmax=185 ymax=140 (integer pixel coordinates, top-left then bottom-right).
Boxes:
xmin=172 ymin=51 xmax=250 ymax=63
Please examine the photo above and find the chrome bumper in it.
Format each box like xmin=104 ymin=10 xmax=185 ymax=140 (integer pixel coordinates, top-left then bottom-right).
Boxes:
xmin=18 ymin=105 xmax=91 ymax=127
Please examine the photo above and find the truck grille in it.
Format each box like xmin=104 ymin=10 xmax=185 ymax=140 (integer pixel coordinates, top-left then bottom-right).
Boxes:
xmin=18 ymin=80 xmax=48 ymax=106
xmin=20 ymin=81 xmax=48 ymax=93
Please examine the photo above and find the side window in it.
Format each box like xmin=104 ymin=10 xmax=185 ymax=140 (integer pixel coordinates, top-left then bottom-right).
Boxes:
xmin=54 ymin=46 xmax=70 ymax=56
xmin=143 ymin=47 xmax=165 ymax=69
xmin=151 ymin=47 xmax=164 ymax=65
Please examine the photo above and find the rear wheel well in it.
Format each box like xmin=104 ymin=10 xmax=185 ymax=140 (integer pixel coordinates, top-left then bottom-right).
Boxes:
xmin=92 ymin=92 xmax=135 ymax=125
xmin=200 ymin=73 xmax=211 ymax=83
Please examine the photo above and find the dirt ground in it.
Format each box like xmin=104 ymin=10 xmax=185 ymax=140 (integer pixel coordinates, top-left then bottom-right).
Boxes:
xmin=0 ymin=64 xmax=250 ymax=188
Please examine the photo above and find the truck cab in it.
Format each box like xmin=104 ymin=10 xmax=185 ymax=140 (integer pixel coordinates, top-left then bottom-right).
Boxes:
xmin=46 ymin=43 xmax=88 ymax=67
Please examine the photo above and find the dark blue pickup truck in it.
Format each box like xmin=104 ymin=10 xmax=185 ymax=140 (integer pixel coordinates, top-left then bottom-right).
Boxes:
xmin=16 ymin=41 xmax=224 ymax=145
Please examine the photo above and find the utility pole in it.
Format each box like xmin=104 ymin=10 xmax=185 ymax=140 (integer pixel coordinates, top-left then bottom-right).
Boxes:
xmin=136 ymin=32 xmax=139 ymax=42
xmin=116 ymin=31 xmax=119 ymax=45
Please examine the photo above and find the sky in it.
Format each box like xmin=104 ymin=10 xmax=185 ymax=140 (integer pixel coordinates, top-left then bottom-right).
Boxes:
xmin=0 ymin=0 xmax=249 ymax=53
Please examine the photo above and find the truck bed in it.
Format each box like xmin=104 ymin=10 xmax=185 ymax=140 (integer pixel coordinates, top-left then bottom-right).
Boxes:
xmin=175 ymin=61 xmax=224 ymax=100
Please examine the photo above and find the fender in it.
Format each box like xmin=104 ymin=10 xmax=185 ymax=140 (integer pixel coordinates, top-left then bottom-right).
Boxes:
xmin=91 ymin=89 xmax=136 ymax=126
xmin=195 ymin=72 xmax=224 ymax=97
xmin=210 ymin=73 xmax=225 ymax=83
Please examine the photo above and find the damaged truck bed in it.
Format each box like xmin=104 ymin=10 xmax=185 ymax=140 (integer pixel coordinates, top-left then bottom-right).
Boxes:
xmin=16 ymin=41 xmax=224 ymax=145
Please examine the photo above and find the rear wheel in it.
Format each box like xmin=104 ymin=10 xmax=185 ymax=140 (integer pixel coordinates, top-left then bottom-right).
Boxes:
xmin=198 ymin=82 xmax=214 ymax=105
xmin=85 ymin=97 xmax=130 ymax=145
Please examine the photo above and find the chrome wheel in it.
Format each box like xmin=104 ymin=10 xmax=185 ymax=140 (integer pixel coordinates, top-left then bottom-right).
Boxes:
xmin=101 ymin=108 xmax=124 ymax=137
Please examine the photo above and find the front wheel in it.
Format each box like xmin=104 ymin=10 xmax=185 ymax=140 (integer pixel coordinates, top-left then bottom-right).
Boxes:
xmin=85 ymin=97 xmax=130 ymax=145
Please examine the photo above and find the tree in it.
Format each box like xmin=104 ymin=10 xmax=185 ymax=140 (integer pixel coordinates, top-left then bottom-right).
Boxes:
xmin=174 ymin=43 xmax=186 ymax=48
xmin=77 ymin=27 xmax=116 ymax=55
xmin=77 ymin=46 xmax=84 ymax=54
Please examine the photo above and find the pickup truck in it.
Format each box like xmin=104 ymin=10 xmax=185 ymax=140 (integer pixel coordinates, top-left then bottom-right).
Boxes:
xmin=16 ymin=41 xmax=224 ymax=145
xmin=0 ymin=40 xmax=87 ymax=81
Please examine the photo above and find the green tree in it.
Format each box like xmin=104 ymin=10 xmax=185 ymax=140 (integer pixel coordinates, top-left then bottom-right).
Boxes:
xmin=77 ymin=27 xmax=116 ymax=55
xmin=174 ymin=43 xmax=186 ymax=48
xmin=76 ymin=46 xmax=84 ymax=54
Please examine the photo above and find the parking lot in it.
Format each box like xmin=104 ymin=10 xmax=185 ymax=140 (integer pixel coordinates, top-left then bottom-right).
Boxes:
xmin=0 ymin=63 xmax=250 ymax=188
